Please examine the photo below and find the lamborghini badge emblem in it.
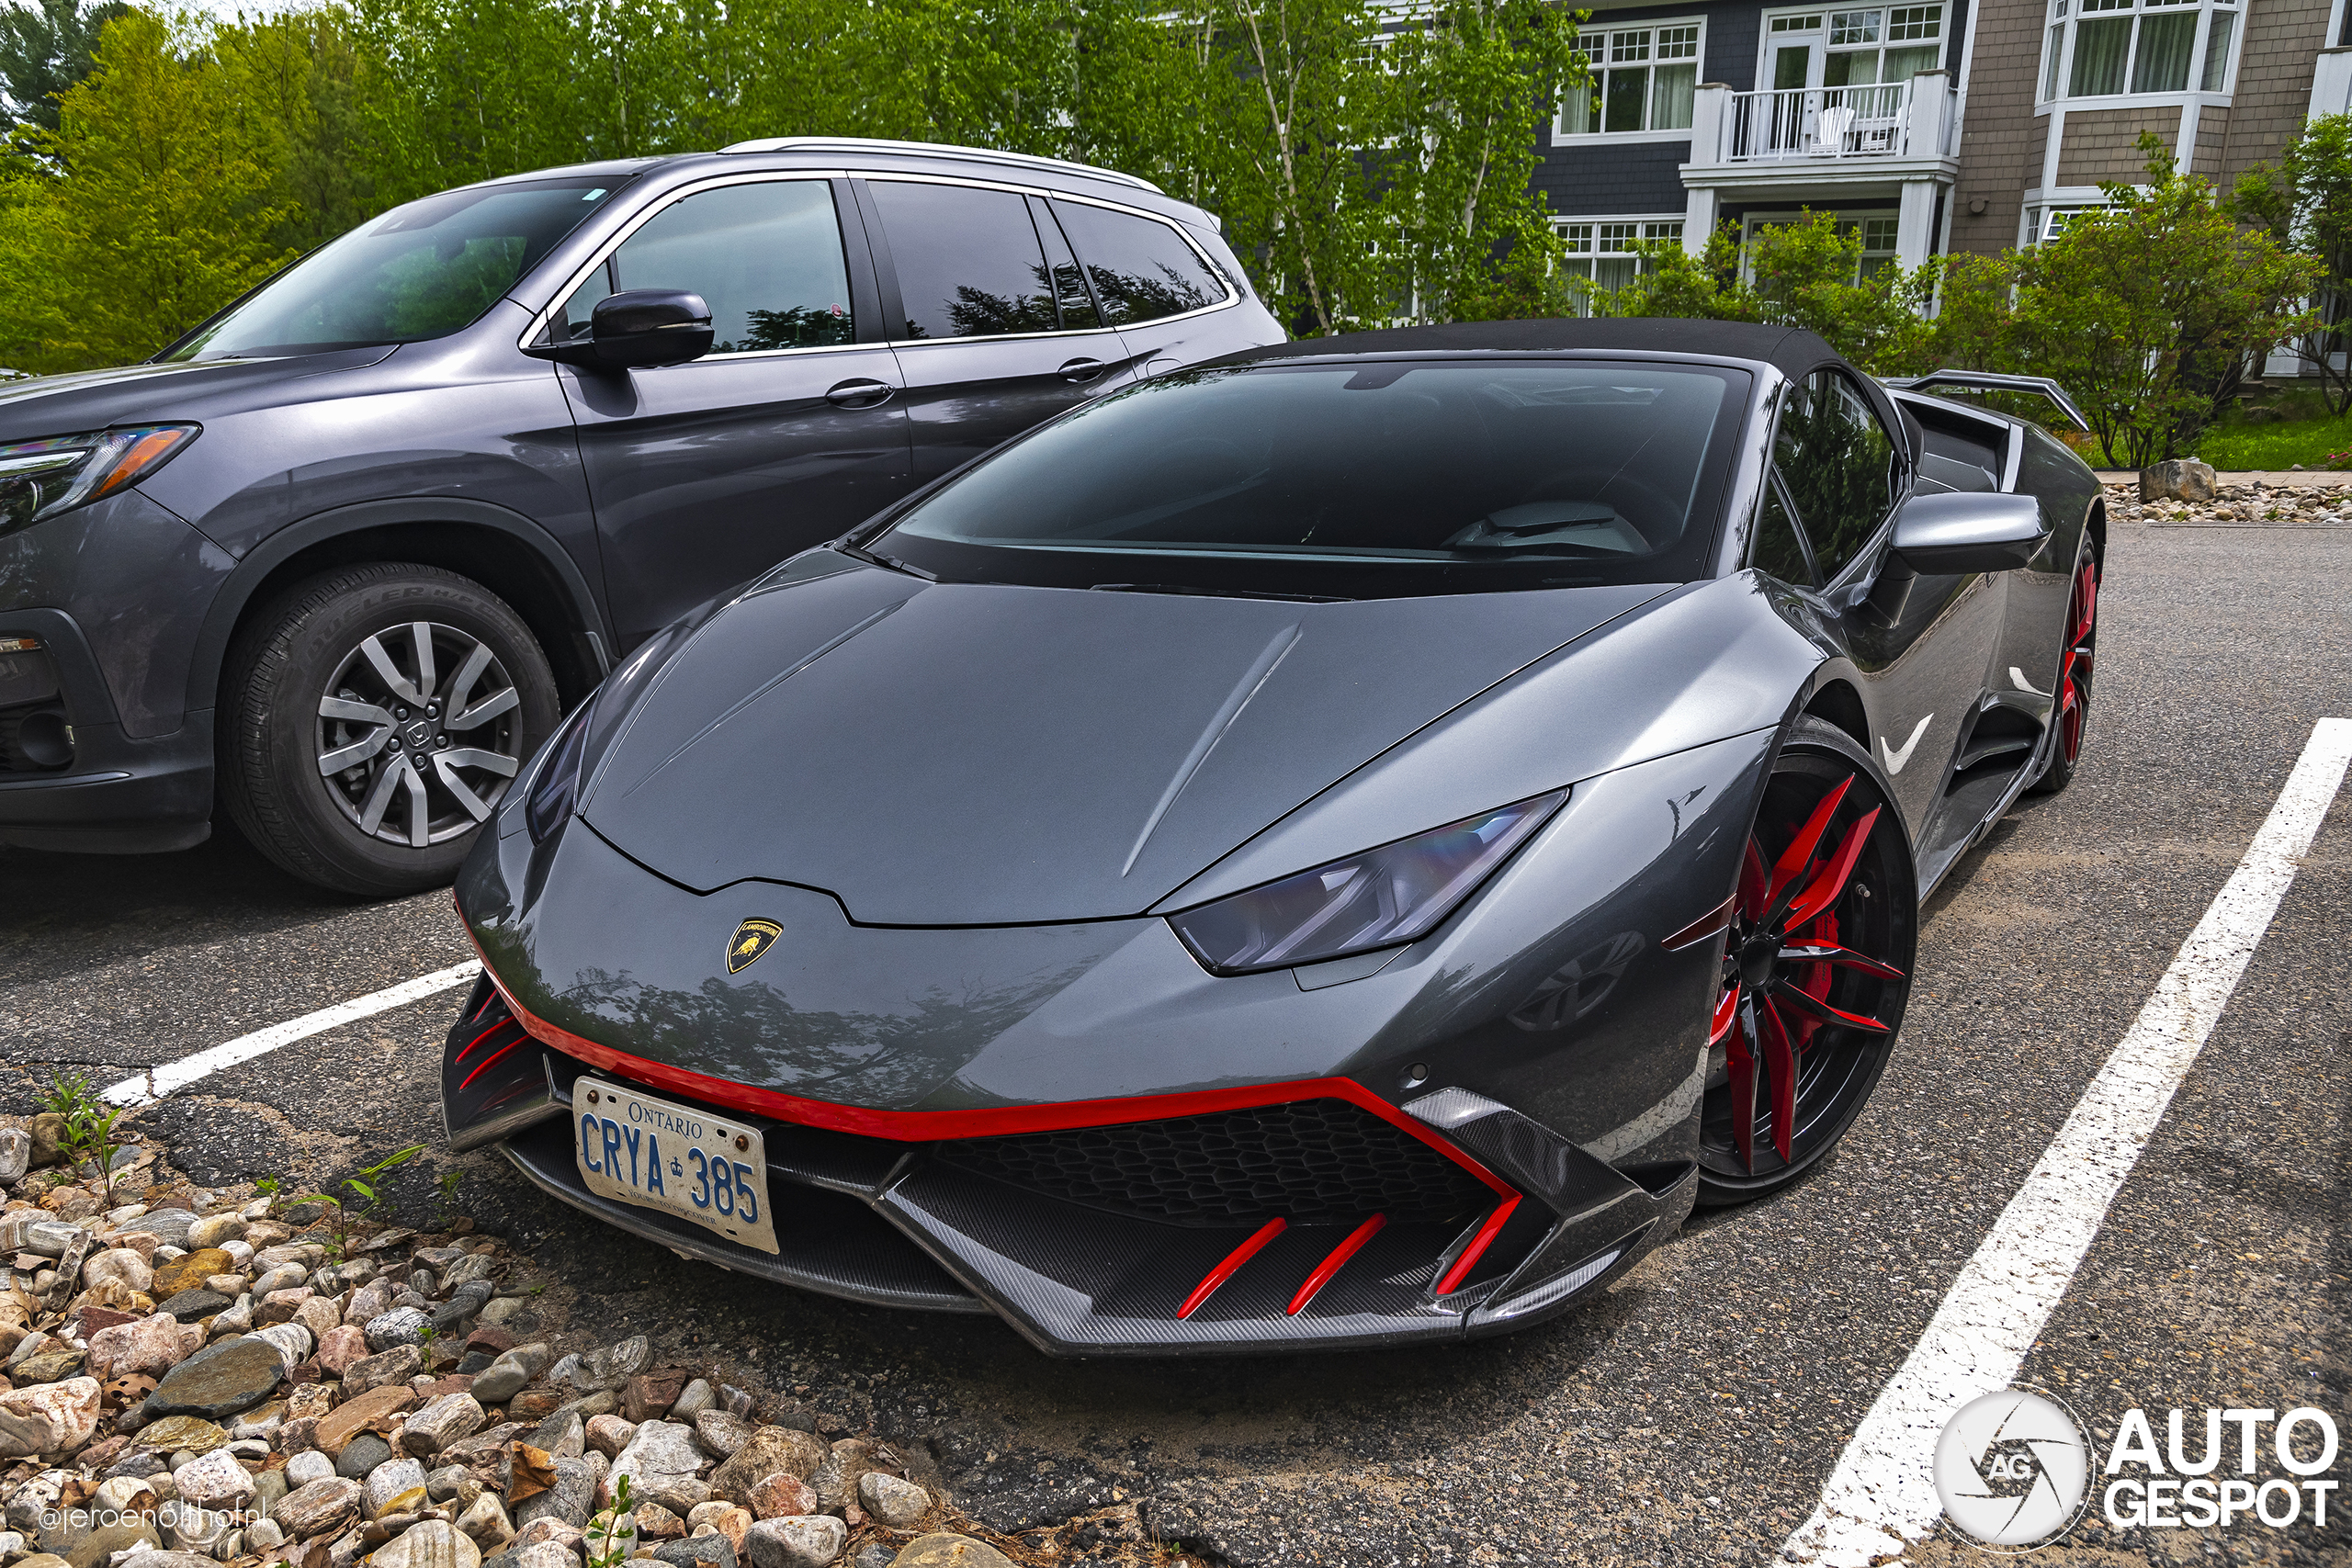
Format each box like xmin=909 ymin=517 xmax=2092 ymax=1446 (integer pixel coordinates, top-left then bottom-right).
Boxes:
xmin=728 ymin=919 xmax=783 ymax=974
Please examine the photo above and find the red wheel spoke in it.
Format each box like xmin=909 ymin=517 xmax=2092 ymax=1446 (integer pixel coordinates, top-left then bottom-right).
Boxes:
xmin=1777 ymin=943 xmax=1905 ymax=979
xmin=1738 ymin=838 xmax=1769 ymax=920
xmin=1759 ymin=998 xmax=1800 ymax=1161
xmin=1781 ymin=806 xmax=1881 ymax=932
xmin=1770 ymin=979 xmax=1893 ymax=1034
xmin=1767 ymin=775 xmax=1853 ymax=907
xmin=1710 ymin=983 xmax=1738 ymax=1045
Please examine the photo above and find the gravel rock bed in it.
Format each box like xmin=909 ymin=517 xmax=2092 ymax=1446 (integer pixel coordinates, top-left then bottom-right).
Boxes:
xmin=2109 ymin=474 xmax=2352 ymax=525
xmin=0 ymin=1130 xmax=1203 ymax=1568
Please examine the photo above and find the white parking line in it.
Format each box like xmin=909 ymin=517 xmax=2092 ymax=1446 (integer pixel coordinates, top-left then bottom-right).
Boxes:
xmin=99 ymin=960 xmax=481 ymax=1109
xmin=1781 ymin=716 xmax=2352 ymax=1565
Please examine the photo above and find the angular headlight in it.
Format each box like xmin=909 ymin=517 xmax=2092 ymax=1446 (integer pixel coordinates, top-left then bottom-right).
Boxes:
xmin=0 ymin=425 xmax=200 ymax=538
xmin=1169 ymin=791 xmax=1568 ymax=975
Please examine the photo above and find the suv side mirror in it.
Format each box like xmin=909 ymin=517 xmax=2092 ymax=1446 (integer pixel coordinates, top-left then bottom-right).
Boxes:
xmin=1889 ymin=491 xmax=2046 ymax=574
xmin=526 ymin=289 xmax=714 ymax=369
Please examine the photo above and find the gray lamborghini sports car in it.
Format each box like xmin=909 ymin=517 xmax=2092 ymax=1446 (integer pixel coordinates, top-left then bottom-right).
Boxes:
xmin=440 ymin=319 xmax=2104 ymax=1356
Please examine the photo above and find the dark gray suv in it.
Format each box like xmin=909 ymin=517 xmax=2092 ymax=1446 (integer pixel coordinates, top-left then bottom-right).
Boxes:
xmin=0 ymin=138 xmax=1281 ymax=895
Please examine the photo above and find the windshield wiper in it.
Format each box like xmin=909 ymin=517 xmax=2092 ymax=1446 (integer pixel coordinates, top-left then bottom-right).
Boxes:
xmin=1091 ymin=582 xmax=1352 ymax=604
xmin=835 ymin=541 xmax=937 ymax=581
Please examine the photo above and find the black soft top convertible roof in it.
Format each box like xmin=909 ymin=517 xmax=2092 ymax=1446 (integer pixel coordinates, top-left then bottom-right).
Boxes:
xmin=1224 ymin=318 xmax=1838 ymax=378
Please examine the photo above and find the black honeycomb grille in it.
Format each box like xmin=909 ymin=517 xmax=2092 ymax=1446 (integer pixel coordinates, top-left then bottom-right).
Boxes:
xmin=933 ymin=1099 xmax=1493 ymax=1227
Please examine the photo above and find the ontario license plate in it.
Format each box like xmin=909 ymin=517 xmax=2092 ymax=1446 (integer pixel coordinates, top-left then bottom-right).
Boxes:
xmin=573 ymin=1078 xmax=779 ymax=1255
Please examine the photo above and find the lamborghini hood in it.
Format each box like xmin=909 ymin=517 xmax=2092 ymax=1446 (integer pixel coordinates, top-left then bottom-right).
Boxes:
xmin=580 ymin=558 xmax=1667 ymax=924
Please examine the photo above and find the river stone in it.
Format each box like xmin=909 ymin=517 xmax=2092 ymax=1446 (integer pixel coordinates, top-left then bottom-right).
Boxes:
xmin=0 ymin=1378 xmax=100 ymax=1459
xmin=0 ymin=1126 xmax=28 ymax=1184
xmin=650 ymin=1536 xmax=736 ymax=1568
xmin=336 ymin=1433 xmax=394 ymax=1479
xmin=138 ymin=1415 xmax=229 ymax=1453
xmin=138 ymin=1211 xmax=199 ymax=1250
xmin=253 ymin=1322 xmax=313 ymax=1368
xmin=469 ymin=1343 xmax=551 ymax=1405
xmin=366 ymin=1306 xmax=433 ymax=1353
xmin=286 ymin=1450 xmax=335 ymax=1488
xmin=709 ymin=1428 xmax=828 ymax=1505
xmin=690 ymin=1411 xmax=754 ymax=1460
xmin=345 ymin=1343 xmax=424 ymax=1395
xmin=87 ymin=1313 xmax=196 ymax=1382
xmin=405 ymin=1392 xmax=488 ymax=1458
xmin=272 ymin=1477 xmax=364 ymax=1539
xmin=185 ymin=1213 xmax=246 ymax=1251
xmin=366 ymin=1456 xmax=430 ymax=1518
xmin=605 ymin=1421 xmax=706 ymax=1512
xmin=741 ymin=1517 xmax=844 ymax=1568
xmin=150 ymin=1248 xmax=232 ymax=1298
xmin=456 ymin=1493 xmax=513 ymax=1551
xmin=81 ymin=1248 xmax=153 ymax=1294
xmin=314 ymin=1383 xmax=418 ymax=1457
xmin=570 ymin=1337 xmax=648 ymax=1393
xmin=155 ymin=1289 xmax=233 ymax=1325
xmin=529 ymin=1412 xmax=586 ymax=1461
xmin=513 ymin=1458 xmax=595 ymax=1530
xmin=172 ymin=1446 xmax=256 ymax=1507
xmin=10 ymin=1349 xmax=86 ymax=1385
xmin=253 ymin=1466 xmax=289 ymax=1517
xmin=142 ymin=1335 xmax=281 ymax=1420
xmin=62 ymin=1520 xmax=161 ymax=1568
xmin=883 ymin=1537 xmax=1015 ymax=1568
xmin=856 ymin=1472 xmax=928 ymax=1529
xmin=744 ymin=1475 xmax=814 ymax=1521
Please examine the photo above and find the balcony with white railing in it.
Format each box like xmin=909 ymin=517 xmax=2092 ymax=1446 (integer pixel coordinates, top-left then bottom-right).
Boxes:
xmin=1684 ymin=73 xmax=1960 ymax=170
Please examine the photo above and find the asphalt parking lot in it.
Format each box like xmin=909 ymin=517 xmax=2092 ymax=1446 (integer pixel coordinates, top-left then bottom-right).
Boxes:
xmin=5 ymin=508 xmax=2347 ymax=1567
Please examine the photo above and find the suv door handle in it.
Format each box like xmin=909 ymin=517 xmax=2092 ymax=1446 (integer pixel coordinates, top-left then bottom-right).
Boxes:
xmin=825 ymin=378 xmax=895 ymax=408
xmin=1057 ymin=358 xmax=1106 ymax=384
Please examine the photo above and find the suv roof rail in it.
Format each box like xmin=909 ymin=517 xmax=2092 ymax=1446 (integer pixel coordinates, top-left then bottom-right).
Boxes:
xmin=1882 ymin=368 xmax=2091 ymax=432
xmin=715 ymin=136 xmax=1163 ymax=195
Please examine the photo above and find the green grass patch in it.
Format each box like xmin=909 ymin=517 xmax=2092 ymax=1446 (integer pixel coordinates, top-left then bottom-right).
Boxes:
xmin=2191 ymin=414 xmax=2352 ymax=472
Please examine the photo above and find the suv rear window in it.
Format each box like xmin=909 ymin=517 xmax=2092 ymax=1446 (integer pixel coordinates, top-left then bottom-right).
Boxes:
xmin=167 ymin=177 xmax=619 ymax=361
xmin=1051 ymin=201 xmax=1229 ymax=326
xmin=875 ymin=358 xmax=1748 ymax=599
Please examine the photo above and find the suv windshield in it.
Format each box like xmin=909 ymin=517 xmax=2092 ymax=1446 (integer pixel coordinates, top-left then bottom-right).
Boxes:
xmin=876 ymin=358 xmax=1749 ymax=598
xmin=165 ymin=177 xmax=623 ymax=362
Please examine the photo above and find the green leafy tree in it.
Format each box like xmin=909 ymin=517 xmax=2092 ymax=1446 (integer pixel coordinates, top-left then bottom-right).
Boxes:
xmin=2011 ymin=135 xmax=2318 ymax=467
xmin=1377 ymin=0 xmax=1583 ymax=325
xmin=0 ymin=0 xmax=129 ymax=134
xmin=2233 ymin=111 xmax=2352 ymax=415
xmin=0 ymin=9 xmax=300 ymax=372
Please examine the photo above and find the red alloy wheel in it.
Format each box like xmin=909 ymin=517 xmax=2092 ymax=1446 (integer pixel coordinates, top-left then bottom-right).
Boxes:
xmin=1698 ymin=723 xmax=1916 ymax=1201
xmin=2036 ymin=544 xmax=2100 ymax=794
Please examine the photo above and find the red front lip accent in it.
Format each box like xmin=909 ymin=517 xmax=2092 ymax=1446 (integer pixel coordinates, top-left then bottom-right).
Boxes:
xmin=466 ymin=930 xmax=1527 ymax=1289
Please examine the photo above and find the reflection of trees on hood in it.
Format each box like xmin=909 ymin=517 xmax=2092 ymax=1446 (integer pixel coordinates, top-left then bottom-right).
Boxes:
xmin=551 ymin=960 xmax=1100 ymax=1107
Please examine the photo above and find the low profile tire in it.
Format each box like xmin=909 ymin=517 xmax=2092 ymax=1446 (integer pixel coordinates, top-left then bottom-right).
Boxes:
xmin=220 ymin=562 xmax=560 ymax=897
xmin=2029 ymin=536 xmax=2100 ymax=795
xmin=1695 ymin=716 xmax=1918 ymax=1205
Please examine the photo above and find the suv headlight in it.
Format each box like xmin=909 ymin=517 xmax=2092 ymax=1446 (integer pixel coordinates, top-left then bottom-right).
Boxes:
xmin=0 ymin=424 xmax=201 ymax=538
xmin=1168 ymin=791 xmax=1568 ymax=975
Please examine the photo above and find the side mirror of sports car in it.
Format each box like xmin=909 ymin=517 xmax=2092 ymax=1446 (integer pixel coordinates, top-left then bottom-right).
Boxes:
xmin=1888 ymin=491 xmax=2048 ymax=575
xmin=525 ymin=289 xmax=715 ymax=369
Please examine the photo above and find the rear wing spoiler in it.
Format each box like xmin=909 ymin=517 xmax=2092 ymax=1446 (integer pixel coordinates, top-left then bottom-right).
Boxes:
xmin=1879 ymin=370 xmax=2091 ymax=433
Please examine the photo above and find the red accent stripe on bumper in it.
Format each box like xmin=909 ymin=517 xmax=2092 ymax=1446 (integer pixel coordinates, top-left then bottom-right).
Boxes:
xmin=1287 ymin=1213 xmax=1388 ymax=1315
xmin=1178 ymin=1217 xmax=1287 ymax=1320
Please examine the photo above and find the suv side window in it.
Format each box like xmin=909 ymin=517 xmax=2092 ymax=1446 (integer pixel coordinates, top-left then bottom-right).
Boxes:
xmin=1772 ymin=368 xmax=1899 ymax=582
xmin=1049 ymin=200 xmax=1229 ymax=326
xmin=870 ymin=181 xmax=1058 ymax=339
xmin=564 ymin=180 xmax=854 ymax=352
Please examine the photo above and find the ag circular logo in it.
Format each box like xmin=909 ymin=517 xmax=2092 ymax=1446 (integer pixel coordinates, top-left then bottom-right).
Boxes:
xmin=1934 ymin=1387 xmax=2094 ymax=1551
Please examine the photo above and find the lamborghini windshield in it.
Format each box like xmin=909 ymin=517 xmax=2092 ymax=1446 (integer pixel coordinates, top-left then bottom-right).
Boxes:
xmin=876 ymin=358 xmax=1749 ymax=598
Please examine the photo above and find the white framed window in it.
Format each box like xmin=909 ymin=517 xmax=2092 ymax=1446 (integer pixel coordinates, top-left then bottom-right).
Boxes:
xmin=1758 ymin=6 xmax=1943 ymax=89
xmin=1555 ymin=218 xmax=1684 ymax=313
xmin=2037 ymin=0 xmax=2237 ymax=102
xmin=1738 ymin=209 xmax=1900 ymax=281
xmin=1558 ymin=22 xmax=1705 ymax=137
